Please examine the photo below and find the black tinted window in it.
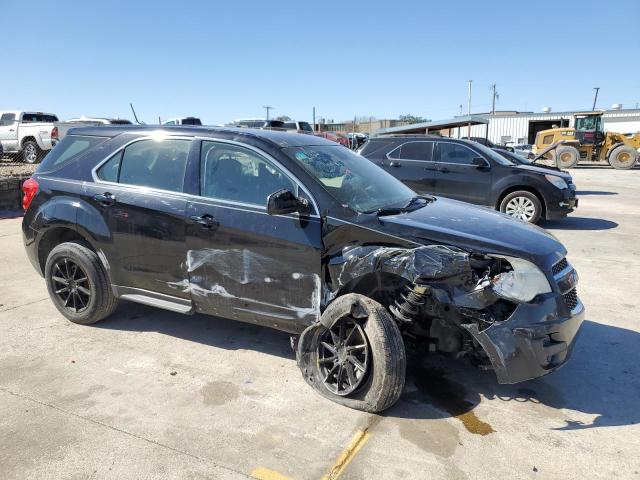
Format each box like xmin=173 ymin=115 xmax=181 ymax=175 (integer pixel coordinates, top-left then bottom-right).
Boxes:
xmin=399 ymin=142 xmax=433 ymax=161
xmin=37 ymin=135 xmax=108 ymax=172
xmin=21 ymin=113 xmax=58 ymax=123
xmin=117 ymin=139 xmax=190 ymax=192
xmin=439 ymin=143 xmax=476 ymax=165
xmin=200 ymin=141 xmax=296 ymax=205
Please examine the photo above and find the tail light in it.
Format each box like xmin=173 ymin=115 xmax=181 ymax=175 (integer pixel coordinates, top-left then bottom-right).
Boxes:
xmin=51 ymin=127 xmax=58 ymax=141
xmin=22 ymin=177 xmax=39 ymax=211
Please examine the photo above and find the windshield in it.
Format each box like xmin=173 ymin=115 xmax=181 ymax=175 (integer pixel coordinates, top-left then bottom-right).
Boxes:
xmin=469 ymin=141 xmax=515 ymax=166
xmin=575 ymin=115 xmax=601 ymax=132
xmin=283 ymin=145 xmax=415 ymax=213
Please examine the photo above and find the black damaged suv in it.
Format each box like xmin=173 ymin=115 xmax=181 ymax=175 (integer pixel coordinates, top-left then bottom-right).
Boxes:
xmin=22 ymin=126 xmax=584 ymax=412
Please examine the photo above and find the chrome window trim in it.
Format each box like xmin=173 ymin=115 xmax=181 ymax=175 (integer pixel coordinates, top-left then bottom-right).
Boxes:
xmin=385 ymin=140 xmax=435 ymax=162
xmin=89 ymin=133 xmax=320 ymax=217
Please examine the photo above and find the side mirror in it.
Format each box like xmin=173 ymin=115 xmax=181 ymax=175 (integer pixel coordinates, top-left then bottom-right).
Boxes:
xmin=267 ymin=189 xmax=307 ymax=215
xmin=472 ymin=157 xmax=490 ymax=168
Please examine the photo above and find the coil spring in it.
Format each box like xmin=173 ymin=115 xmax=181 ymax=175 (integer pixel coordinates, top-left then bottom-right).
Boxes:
xmin=390 ymin=282 xmax=430 ymax=324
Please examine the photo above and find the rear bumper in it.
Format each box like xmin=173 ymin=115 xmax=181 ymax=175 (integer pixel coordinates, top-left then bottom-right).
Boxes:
xmin=463 ymin=294 xmax=585 ymax=384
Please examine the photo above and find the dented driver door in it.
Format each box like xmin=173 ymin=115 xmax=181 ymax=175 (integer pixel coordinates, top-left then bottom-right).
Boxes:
xmin=185 ymin=140 xmax=323 ymax=333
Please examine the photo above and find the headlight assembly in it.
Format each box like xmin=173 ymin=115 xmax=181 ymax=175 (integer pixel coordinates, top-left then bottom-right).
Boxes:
xmin=545 ymin=174 xmax=568 ymax=189
xmin=491 ymin=256 xmax=551 ymax=303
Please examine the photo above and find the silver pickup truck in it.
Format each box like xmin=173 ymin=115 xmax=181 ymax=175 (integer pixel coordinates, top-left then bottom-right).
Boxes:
xmin=0 ymin=111 xmax=59 ymax=163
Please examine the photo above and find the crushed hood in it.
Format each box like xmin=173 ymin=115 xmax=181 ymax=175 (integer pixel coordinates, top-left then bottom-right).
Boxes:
xmin=369 ymin=197 xmax=565 ymax=268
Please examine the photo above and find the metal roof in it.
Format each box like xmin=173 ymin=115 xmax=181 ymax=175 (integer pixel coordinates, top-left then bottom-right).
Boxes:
xmin=376 ymin=115 xmax=489 ymax=135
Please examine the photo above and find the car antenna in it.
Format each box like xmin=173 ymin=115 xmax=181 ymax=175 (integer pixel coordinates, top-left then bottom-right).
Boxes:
xmin=130 ymin=103 xmax=142 ymax=124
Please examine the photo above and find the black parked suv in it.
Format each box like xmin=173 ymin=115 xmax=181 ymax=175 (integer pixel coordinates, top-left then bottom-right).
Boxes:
xmin=22 ymin=126 xmax=584 ymax=412
xmin=359 ymin=135 xmax=578 ymax=223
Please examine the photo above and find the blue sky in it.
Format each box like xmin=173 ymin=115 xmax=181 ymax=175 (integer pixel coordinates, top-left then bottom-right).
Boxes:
xmin=2 ymin=0 xmax=639 ymax=125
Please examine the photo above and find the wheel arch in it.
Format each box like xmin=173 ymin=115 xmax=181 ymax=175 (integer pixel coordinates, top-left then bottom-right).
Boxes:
xmin=37 ymin=226 xmax=97 ymax=276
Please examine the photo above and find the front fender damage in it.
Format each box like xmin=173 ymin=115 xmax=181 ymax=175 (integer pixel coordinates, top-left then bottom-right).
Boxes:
xmin=309 ymin=244 xmax=528 ymax=383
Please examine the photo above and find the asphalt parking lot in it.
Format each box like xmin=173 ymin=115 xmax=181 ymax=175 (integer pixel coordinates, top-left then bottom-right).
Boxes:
xmin=1 ymin=167 xmax=639 ymax=480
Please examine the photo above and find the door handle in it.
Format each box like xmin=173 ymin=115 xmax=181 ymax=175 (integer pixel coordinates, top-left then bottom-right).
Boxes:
xmin=9 ymin=129 xmax=15 ymax=132
xmin=389 ymin=161 xmax=401 ymax=167
xmin=93 ymin=192 xmax=116 ymax=206
xmin=439 ymin=167 xmax=450 ymax=173
xmin=190 ymin=214 xmax=218 ymax=229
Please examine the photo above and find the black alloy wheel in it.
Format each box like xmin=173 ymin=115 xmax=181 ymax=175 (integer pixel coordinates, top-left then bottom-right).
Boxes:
xmin=317 ymin=316 xmax=370 ymax=396
xmin=50 ymin=257 xmax=92 ymax=313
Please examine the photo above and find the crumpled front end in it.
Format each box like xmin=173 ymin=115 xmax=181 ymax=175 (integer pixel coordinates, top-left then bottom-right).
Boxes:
xmin=327 ymin=244 xmax=584 ymax=384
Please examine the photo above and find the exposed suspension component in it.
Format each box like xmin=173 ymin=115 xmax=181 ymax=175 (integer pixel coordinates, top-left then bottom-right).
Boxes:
xmin=390 ymin=282 xmax=430 ymax=324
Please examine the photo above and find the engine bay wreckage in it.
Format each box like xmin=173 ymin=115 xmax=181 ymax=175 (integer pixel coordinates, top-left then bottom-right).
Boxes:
xmin=296 ymin=240 xmax=584 ymax=397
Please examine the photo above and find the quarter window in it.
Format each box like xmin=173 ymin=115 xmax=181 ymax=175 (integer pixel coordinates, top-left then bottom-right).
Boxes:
xmin=438 ymin=143 xmax=476 ymax=165
xmin=200 ymin=141 xmax=296 ymax=206
xmin=399 ymin=142 xmax=433 ymax=161
xmin=98 ymin=139 xmax=190 ymax=192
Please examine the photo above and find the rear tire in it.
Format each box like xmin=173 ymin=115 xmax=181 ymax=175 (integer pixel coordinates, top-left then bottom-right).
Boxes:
xmin=555 ymin=145 xmax=580 ymax=169
xmin=22 ymin=140 xmax=41 ymax=164
xmin=499 ymin=190 xmax=542 ymax=224
xmin=608 ymin=145 xmax=638 ymax=170
xmin=301 ymin=294 xmax=406 ymax=413
xmin=45 ymin=242 xmax=118 ymax=325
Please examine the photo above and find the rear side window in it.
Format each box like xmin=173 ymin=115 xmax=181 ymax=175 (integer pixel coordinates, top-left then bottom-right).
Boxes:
xmin=399 ymin=142 xmax=433 ymax=161
xmin=37 ymin=135 xmax=108 ymax=172
xmin=97 ymin=139 xmax=191 ymax=193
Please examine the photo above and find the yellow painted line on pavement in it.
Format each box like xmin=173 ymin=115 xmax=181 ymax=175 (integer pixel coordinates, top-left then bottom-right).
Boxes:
xmin=251 ymin=466 xmax=293 ymax=480
xmin=321 ymin=429 xmax=371 ymax=480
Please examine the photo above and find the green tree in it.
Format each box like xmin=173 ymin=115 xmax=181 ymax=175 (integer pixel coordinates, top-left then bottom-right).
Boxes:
xmin=275 ymin=115 xmax=291 ymax=121
xmin=398 ymin=114 xmax=426 ymax=124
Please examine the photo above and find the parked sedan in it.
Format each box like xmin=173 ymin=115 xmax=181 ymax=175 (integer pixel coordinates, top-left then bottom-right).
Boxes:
xmin=22 ymin=126 xmax=583 ymax=413
xmin=359 ymin=135 xmax=578 ymax=223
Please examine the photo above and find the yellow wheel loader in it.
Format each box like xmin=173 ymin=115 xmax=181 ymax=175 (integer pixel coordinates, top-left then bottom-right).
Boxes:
xmin=532 ymin=112 xmax=640 ymax=169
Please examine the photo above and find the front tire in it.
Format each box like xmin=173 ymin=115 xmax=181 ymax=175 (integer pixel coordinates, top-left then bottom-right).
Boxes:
xmin=555 ymin=145 xmax=580 ymax=169
xmin=500 ymin=190 xmax=542 ymax=223
xmin=45 ymin=242 xmax=118 ymax=325
xmin=301 ymin=294 xmax=406 ymax=413
xmin=608 ymin=145 xmax=638 ymax=170
xmin=22 ymin=140 xmax=41 ymax=164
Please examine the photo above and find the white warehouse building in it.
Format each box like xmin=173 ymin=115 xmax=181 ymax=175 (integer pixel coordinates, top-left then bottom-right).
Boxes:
xmin=448 ymin=108 xmax=640 ymax=146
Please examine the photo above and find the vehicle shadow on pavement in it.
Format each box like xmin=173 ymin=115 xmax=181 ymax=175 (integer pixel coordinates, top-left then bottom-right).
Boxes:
xmin=542 ymin=217 xmax=618 ymax=230
xmin=387 ymin=320 xmax=640 ymax=431
xmin=96 ymin=301 xmax=295 ymax=360
xmin=575 ymin=190 xmax=618 ymax=196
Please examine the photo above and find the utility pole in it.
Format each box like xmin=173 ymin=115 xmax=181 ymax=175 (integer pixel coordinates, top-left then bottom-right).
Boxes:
xmin=490 ymin=83 xmax=499 ymax=114
xmin=263 ymin=106 xmax=273 ymax=121
xmin=592 ymin=88 xmax=600 ymax=111
xmin=467 ymin=80 xmax=472 ymax=139
xmin=312 ymin=106 xmax=316 ymax=132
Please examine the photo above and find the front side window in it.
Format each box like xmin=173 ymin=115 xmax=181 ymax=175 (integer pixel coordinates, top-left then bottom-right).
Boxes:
xmin=200 ymin=141 xmax=296 ymax=206
xmin=98 ymin=139 xmax=190 ymax=192
xmin=399 ymin=142 xmax=433 ymax=161
xmin=438 ymin=142 xmax=476 ymax=165
xmin=0 ymin=113 xmax=16 ymax=126
xmin=284 ymin=145 xmax=414 ymax=213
